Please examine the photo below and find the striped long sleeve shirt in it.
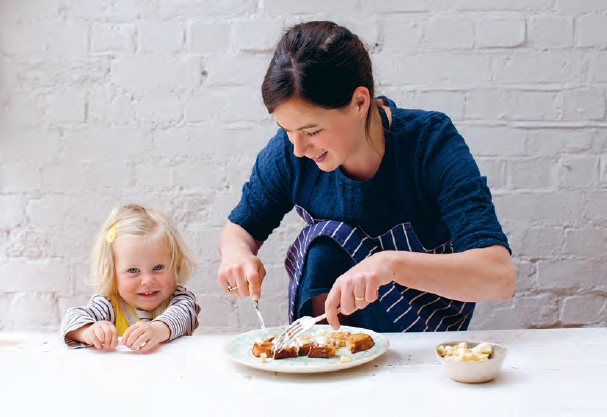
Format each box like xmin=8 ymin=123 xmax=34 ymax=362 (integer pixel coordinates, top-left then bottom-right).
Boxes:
xmin=62 ymin=285 xmax=200 ymax=348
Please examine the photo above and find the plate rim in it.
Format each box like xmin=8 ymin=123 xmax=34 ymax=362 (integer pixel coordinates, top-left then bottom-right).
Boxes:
xmin=224 ymin=324 xmax=390 ymax=374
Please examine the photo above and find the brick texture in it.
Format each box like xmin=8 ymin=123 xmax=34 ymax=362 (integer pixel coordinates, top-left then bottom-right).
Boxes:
xmin=1 ymin=1 xmax=606 ymax=333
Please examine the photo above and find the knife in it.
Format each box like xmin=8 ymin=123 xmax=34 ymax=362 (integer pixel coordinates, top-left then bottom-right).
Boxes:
xmin=251 ymin=299 xmax=269 ymax=337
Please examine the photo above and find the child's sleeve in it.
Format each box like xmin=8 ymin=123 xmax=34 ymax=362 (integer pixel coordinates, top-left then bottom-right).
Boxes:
xmin=154 ymin=285 xmax=200 ymax=341
xmin=62 ymin=295 xmax=115 ymax=348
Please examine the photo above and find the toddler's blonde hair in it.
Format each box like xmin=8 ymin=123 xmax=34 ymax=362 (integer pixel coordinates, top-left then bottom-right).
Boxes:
xmin=90 ymin=204 xmax=196 ymax=296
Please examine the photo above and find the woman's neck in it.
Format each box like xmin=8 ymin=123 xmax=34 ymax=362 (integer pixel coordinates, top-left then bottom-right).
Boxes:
xmin=341 ymin=104 xmax=389 ymax=181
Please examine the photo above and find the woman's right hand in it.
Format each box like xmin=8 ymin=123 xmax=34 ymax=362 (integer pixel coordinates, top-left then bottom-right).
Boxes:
xmin=217 ymin=221 xmax=267 ymax=301
xmin=218 ymin=251 xmax=266 ymax=301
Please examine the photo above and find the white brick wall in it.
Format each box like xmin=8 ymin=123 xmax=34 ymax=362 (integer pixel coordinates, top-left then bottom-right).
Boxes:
xmin=1 ymin=1 xmax=606 ymax=333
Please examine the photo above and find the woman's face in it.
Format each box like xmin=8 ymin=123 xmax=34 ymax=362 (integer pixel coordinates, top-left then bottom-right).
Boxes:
xmin=272 ymin=98 xmax=369 ymax=173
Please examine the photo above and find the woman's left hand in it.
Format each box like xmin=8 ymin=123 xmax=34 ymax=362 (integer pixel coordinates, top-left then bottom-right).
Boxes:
xmin=324 ymin=252 xmax=395 ymax=330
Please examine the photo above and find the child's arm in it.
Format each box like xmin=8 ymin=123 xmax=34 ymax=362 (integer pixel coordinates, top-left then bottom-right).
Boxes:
xmin=153 ymin=285 xmax=200 ymax=341
xmin=65 ymin=321 xmax=119 ymax=350
xmin=62 ymin=295 xmax=116 ymax=348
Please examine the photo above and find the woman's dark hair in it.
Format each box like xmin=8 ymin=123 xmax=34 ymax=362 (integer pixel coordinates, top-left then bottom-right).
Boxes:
xmin=262 ymin=21 xmax=377 ymax=139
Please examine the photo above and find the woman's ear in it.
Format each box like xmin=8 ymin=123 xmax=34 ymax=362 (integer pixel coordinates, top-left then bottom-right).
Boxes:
xmin=351 ymin=86 xmax=371 ymax=117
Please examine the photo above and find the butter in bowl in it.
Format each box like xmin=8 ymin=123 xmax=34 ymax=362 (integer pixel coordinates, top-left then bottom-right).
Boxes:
xmin=435 ymin=341 xmax=507 ymax=383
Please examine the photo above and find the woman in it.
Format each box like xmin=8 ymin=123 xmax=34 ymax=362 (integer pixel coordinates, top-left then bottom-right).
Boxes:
xmin=217 ymin=21 xmax=515 ymax=332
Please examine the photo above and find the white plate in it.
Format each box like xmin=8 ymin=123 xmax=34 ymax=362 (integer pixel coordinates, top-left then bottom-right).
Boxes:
xmin=224 ymin=325 xmax=389 ymax=373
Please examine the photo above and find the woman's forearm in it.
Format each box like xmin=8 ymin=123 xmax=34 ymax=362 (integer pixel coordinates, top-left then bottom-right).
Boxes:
xmin=385 ymin=245 xmax=515 ymax=302
xmin=218 ymin=221 xmax=263 ymax=257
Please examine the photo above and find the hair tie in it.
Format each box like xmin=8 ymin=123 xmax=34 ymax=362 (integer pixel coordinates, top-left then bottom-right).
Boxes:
xmin=106 ymin=222 xmax=117 ymax=243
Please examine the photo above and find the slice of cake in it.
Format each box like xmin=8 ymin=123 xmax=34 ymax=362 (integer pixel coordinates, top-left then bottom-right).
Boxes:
xmin=273 ymin=346 xmax=299 ymax=359
xmin=328 ymin=331 xmax=351 ymax=348
xmin=296 ymin=334 xmax=316 ymax=356
xmin=346 ymin=333 xmax=375 ymax=353
xmin=298 ymin=342 xmax=316 ymax=356
xmin=307 ymin=344 xmax=337 ymax=358
xmin=251 ymin=328 xmax=376 ymax=361
xmin=252 ymin=337 xmax=275 ymax=358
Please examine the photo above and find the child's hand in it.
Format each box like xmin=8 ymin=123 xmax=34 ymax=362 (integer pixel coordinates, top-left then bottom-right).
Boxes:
xmin=82 ymin=321 xmax=119 ymax=349
xmin=122 ymin=321 xmax=170 ymax=352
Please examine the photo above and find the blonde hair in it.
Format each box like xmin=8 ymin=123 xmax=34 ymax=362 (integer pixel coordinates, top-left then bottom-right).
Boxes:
xmin=90 ymin=204 xmax=196 ymax=296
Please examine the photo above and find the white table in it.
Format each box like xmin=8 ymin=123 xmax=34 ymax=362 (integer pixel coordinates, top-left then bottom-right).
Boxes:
xmin=1 ymin=328 xmax=605 ymax=416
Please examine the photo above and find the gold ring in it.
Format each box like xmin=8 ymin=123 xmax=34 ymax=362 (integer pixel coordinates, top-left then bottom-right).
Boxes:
xmin=355 ymin=296 xmax=365 ymax=301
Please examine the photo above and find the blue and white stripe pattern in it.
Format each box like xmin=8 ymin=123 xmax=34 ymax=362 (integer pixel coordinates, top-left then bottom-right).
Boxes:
xmin=62 ymin=285 xmax=200 ymax=348
xmin=286 ymin=206 xmax=474 ymax=332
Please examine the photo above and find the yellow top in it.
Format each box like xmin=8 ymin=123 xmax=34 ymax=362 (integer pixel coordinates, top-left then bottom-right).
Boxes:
xmin=109 ymin=294 xmax=169 ymax=336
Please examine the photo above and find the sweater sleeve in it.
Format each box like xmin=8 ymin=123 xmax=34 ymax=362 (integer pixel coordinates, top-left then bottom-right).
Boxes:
xmin=419 ymin=112 xmax=511 ymax=253
xmin=154 ymin=285 xmax=200 ymax=341
xmin=62 ymin=295 xmax=115 ymax=348
xmin=228 ymin=130 xmax=297 ymax=241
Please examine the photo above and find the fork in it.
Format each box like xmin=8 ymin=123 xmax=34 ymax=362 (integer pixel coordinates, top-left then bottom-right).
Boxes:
xmin=273 ymin=308 xmax=341 ymax=352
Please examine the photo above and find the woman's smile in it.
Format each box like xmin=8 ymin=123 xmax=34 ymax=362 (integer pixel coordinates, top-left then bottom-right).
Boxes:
xmin=311 ymin=151 xmax=328 ymax=161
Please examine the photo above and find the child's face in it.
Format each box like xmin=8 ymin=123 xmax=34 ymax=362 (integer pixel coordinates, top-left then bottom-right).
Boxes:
xmin=113 ymin=232 xmax=175 ymax=312
xmin=272 ymin=98 xmax=368 ymax=175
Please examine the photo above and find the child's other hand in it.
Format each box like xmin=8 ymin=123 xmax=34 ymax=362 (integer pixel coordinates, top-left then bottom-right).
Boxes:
xmin=83 ymin=321 xmax=119 ymax=349
xmin=122 ymin=321 xmax=170 ymax=352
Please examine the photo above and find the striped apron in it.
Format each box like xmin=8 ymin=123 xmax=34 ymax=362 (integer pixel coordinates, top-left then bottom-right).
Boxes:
xmin=285 ymin=109 xmax=475 ymax=332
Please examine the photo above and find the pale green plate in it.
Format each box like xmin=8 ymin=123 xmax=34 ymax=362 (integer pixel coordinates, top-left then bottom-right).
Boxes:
xmin=224 ymin=325 xmax=389 ymax=373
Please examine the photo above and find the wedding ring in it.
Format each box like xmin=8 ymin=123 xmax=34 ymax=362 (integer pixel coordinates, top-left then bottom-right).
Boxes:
xmin=354 ymin=296 xmax=365 ymax=301
xmin=227 ymin=285 xmax=238 ymax=292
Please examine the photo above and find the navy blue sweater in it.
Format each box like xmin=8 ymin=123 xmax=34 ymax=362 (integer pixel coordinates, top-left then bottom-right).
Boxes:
xmin=229 ymin=97 xmax=510 ymax=254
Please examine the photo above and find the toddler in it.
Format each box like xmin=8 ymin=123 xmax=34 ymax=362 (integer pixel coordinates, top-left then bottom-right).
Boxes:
xmin=63 ymin=204 xmax=200 ymax=351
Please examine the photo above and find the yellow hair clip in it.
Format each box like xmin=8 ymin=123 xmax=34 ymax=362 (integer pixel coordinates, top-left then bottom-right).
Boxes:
xmin=106 ymin=222 xmax=117 ymax=243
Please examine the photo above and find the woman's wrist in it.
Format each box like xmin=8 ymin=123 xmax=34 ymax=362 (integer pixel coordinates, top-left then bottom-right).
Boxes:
xmin=380 ymin=250 xmax=407 ymax=286
xmin=218 ymin=221 xmax=261 ymax=257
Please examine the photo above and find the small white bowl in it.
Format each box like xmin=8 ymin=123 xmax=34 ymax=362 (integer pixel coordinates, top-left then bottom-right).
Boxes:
xmin=435 ymin=341 xmax=507 ymax=384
